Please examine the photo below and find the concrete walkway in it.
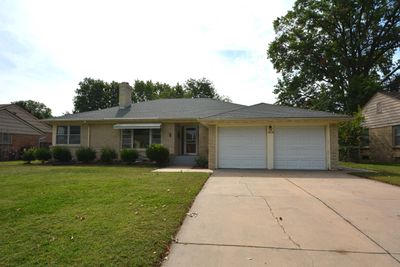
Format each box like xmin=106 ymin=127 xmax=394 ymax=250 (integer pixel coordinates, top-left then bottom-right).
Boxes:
xmin=163 ymin=170 xmax=400 ymax=267
xmin=153 ymin=166 xmax=213 ymax=173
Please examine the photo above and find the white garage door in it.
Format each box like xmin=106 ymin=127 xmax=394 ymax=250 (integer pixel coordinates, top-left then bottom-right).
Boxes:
xmin=274 ymin=126 xmax=326 ymax=170
xmin=218 ymin=127 xmax=266 ymax=168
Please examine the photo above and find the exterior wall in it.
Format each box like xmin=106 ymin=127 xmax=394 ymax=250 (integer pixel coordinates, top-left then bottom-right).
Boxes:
xmin=0 ymin=134 xmax=41 ymax=160
xmin=367 ymin=126 xmax=399 ymax=162
xmin=89 ymin=124 xmax=119 ymax=155
xmin=198 ymin=124 xmax=208 ymax=158
xmin=208 ymin=125 xmax=217 ymax=169
xmin=329 ymin=124 xmax=339 ymax=170
xmin=362 ymin=93 xmax=400 ymax=129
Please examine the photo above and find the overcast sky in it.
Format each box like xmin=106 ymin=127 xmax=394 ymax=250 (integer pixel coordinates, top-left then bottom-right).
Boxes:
xmin=0 ymin=0 xmax=294 ymax=115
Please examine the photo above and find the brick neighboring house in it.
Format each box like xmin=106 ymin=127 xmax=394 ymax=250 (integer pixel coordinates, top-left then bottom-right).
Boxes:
xmin=361 ymin=91 xmax=400 ymax=162
xmin=0 ymin=104 xmax=52 ymax=160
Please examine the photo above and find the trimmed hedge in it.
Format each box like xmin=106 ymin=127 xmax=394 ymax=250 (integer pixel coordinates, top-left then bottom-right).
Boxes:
xmin=76 ymin=147 xmax=96 ymax=163
xmin=34 ymin=148 xmax=51 ymax=164
xmin=52 ymin=146 xmax=72 ymax=162
xmin=195 ymin=156 xmax=208 ymax=168
xmin=100 ymin=147 xmax=117 ymax=163
xmin=146 ymin=144 xmax=169 ymax=166
xmin=21 ymin=148 xmax=35 ymax=163
xmin=120 ymin=149 xmax=139 ymax=164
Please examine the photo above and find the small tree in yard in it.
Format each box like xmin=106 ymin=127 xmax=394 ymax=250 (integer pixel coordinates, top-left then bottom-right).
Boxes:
xmin=339 ymin=111 xmax=366 ymax=161
xmin=120 ymin=149 xmax=139 ymax=164
xmin=34 ymin=148 xmax=51 ymax=164
xmin=21 ymin=148 xmax=35 ymax=164
xmin=146 ymin=144 xmax=169 ymax=166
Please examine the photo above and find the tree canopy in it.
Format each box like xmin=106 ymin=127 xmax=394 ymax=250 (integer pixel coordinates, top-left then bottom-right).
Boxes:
xmin=73 ymin=77 xmax=229 ymax=113
xmin=12 ymin=100 xmax=52 ymax=119
xmin=267 ymin=0 xmax=400 ymax=114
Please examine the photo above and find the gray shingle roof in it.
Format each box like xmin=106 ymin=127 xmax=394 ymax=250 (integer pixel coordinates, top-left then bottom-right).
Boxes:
xmin=201 ymin=103 xmax=348 ymax=120
xmin=46 ymin=98 xmax=348 ymax=122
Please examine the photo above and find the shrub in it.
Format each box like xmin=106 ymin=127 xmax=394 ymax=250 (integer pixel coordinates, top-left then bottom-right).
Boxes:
xmin=51 ymin=146 xmax=72 ymax=162
xmin=21 ymin=148 xmax=35 ymax=163
xmin=100 ymin=147 xmax=117 ymax=163
xmin=146 ymin=144 xmax=169 ymax=166
xmin=76 ymin=147 xmax=96 ymax=163
xmin=195 ymin=156 xmax=208 ymax=168
xmin=34 ymin=148 xmax=51 ymax=164
xmin=120 ymin=149 xmax=139 ymax=164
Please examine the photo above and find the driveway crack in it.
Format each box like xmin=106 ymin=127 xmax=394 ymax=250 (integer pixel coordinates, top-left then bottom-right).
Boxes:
xmin=262 ymin=197 xmax=301 ymax=248
xmin=242 ymin=181 xmax=301 ymax=249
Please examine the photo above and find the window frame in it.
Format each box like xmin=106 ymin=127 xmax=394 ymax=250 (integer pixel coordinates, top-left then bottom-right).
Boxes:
xmin=0 ymin=133 xmax=12 ymax=145
xmin=120 ymin=128 xmax=161 ymax=149
xmin=393 ymin=125 xmax=400 ymax=147
xmin=376 ymin=102 xmax=382 ymax=114
xmin=56 ymin=125 xmax=81 ymax=145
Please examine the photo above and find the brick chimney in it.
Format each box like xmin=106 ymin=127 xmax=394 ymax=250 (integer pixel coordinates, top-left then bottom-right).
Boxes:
xmin=119 ymin=82 xmax=132 ymax=108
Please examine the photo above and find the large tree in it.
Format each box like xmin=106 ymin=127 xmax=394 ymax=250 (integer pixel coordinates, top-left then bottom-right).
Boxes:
xmin=73 ymin=78 xmax=119 ymax=113
xmin=73 ymin=77 xmax=229 ymax=112
xmin=12 ymin=100 xmax=52 ymax=119
xmin=267 ymin=0 xmax=400 ymax=114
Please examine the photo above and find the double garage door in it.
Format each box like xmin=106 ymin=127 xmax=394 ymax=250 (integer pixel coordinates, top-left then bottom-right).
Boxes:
xmin=218 ymin=126 xmax=326 ymax=170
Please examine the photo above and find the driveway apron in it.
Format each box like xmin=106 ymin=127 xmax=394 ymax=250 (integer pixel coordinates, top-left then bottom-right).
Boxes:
xmin=163 ymin=170 xmax=400 ymax=267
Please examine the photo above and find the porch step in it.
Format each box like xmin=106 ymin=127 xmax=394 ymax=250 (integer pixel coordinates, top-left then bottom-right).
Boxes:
xmin=171 ymin=155 xmax=197 ymax=166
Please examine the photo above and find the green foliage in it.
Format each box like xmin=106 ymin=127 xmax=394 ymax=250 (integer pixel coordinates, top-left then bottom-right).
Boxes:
xmin=76 ymin=147 xmax=97 ymax=163
xmin=34 ymin=148 xmax=51 ymax=164
xmin=73 ymin=78 xmax=119 ymax=113
xmin=195 ymin=156 xmax=208 ymax=168
xmin=120 ymin=149 xmax=139 ymax=164
xmin=51 ymin=146 xmax=72 ymax=162
xmin=267 ymin=0 xmax=400 ymax=114
xmin=100 ymin=147 xmax=117 ymax=163
xmin=339 ymin=111 xmax=365 ymax=147
xmin=21 ymin=148 xmax=35 ymax=163
xmin=12 ymin=100 xmax=52 ymax=119
xmin=146 ymin=144 xmax=169 ymax=166
xmin=73 ymin=77 xmax=231 ymax=113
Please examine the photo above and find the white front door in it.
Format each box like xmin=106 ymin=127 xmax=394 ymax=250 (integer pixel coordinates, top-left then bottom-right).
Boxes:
xmin=184 ymin=126 xmax=197 ymax=155
xmin=274 ymin=126 xmax=326 ymax=170
xmin=218 ymin=127 xmax=267 ymax=169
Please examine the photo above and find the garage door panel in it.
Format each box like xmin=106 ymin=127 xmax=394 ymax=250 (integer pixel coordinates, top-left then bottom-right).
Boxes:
xmin=218 ymin=127 xmax=266 ymax=169
xmin=274 ymin=126 xmax=326 ymax=170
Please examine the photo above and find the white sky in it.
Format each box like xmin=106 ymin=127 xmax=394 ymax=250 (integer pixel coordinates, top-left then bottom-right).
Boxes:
xmin=0 ymin=0 xmax=294 ymax=115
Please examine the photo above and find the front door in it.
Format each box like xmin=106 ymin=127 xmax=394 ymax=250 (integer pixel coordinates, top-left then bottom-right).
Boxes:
xmin=184 ymin=126 xmax=197 ymax=155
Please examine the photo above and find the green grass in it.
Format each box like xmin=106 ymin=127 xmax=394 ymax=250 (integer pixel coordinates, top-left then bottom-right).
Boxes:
xmin=0 ymin=161 xmax=209 ymax=266
xmin=339 ymin=161 xmax=400 ymax=186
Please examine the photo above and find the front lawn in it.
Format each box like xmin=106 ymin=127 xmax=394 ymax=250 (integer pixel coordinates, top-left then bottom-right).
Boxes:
xmin=339 ymin=161 xmax=400 ymax=186
xmin=0 ymin=161 xmax=209 ymax=266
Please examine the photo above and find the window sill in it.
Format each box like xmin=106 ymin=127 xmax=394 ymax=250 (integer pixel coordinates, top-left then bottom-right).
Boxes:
xmin=54 ymin=144 xmax=81 ymax=147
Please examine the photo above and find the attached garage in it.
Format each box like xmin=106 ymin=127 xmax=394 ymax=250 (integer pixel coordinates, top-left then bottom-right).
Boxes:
xmin=218 ymin=127 xmax=267 ymax=169
xmin=274 ymin=126 xmax=326 ymax=170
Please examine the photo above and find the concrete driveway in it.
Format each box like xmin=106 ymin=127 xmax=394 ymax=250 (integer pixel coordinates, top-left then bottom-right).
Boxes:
xmin=163 ymin=170 xmax=400 ymax=267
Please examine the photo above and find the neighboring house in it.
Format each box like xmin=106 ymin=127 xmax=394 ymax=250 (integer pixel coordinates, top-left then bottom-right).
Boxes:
xmin=44 ymin=83 xmax=348 ymax=170
xmin=0 ymin=104 xmax=52 ymax=160
xmin=361 ymin=91 xmax=400 ymax=162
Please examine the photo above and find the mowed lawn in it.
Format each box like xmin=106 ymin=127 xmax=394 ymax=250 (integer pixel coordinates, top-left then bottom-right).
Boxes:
xmin=340 ymin=161 xmax=400 ymax=186
xmin=0 ymin=161 xmax=209 ymax=266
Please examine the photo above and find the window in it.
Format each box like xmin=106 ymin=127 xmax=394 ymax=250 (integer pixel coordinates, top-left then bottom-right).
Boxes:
xmin=394 ymin=126 xmax=400 ymax=147
xmin=376 ymin=102 xmax=382 ymax=114
xmin=0 ymin=133 xmax=12 ymax=144
xmin=120 ymin=129 xmax=161 ymax=149
xmin=360 ymin=128 xmax=369 ymax=147
xmin=56 ymin=126 xmax=80 ymax=145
